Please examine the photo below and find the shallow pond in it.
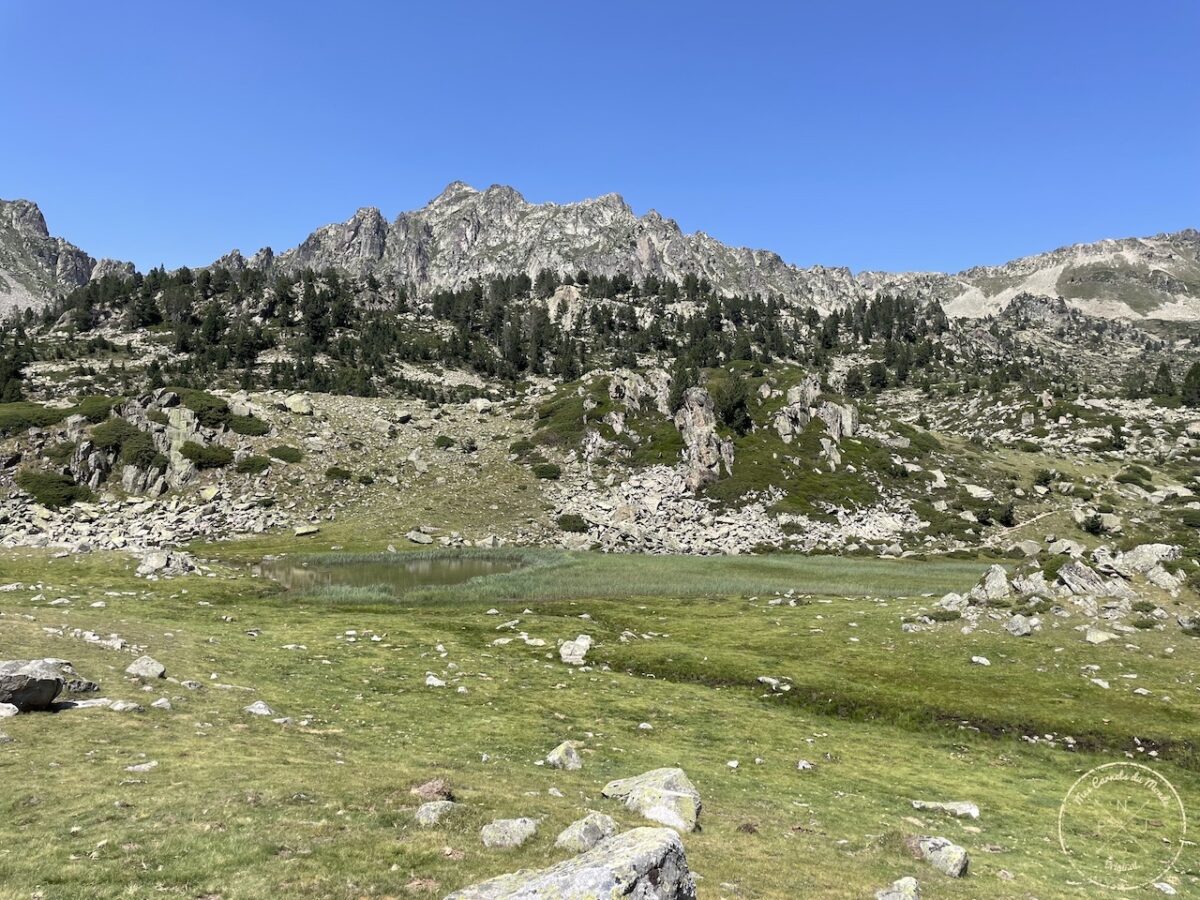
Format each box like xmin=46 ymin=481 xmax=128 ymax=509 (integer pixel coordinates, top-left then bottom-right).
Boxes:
xmin=255 ymin=556 xmax=520 ymax=595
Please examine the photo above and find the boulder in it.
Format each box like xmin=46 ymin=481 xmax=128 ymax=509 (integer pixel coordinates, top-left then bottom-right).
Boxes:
xmin=1005 ymin=614 xmax=1034 ymax=637
xmin=481 ymin=817 xmax=538 ymax=849
xmin=283 ymin=394 xmax=314 ymax=415
xmin=911 ymin=800 xmax=979 ymax=819
xmin=602 ymin=767 xmax=701 ymax=832
xmin=125 ymin=655 xmax=166 ymax=679
xmin=555 ymin=812 xmax=618 ymax=853
xmin=876 ymin=877 xmax=921 ymax=900
xmin=243 ymin=700 xmax=275 ymax=717
xmin=559 ymin=635 xmax=593 ymax=666
xmin=971 ymin=565 xmax=1010 ymax=603
xmin=905 ymin=835 xmax=969 ymax=878
xmin=416 ymin=800 xmax=456 ymax=827
xmin=546 ymin=740 xmax=584 ymax=771
xmin=673 ymin=387 xmax=734 ymax=492
xmin=0 ymin=659 xmax=72 ymax=710
xmin=406 ymin=530 xmax=434 ymax=545
xmin=448 ymin=827 xmax=696 ymax=899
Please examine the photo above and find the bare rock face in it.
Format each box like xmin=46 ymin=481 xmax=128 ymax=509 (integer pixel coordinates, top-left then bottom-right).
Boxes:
xmin=673 ymin=388 xmax=733 ymax=492
xmin=447 ymin=827 xmax=697 ymax=899
xmin=0 ymin=199 xmax=126 ymax=315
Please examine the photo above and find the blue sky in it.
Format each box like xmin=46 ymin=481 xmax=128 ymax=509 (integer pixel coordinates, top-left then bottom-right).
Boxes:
xmin=2 ymin=1 xmax=1196 ymax=274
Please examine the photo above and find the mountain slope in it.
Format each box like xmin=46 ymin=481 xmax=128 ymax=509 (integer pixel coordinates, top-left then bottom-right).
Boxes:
xmin=0 ymin=199 xmax=98 ymax=316
xmin=216 ymin=182 xmax=1198 ymax=319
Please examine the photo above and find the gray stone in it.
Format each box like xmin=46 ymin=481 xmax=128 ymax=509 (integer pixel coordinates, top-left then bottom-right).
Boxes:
xmin=559 ymin=635 xmax=593 ymax=666
xmin=416 ymin=800 xmax=456 ymax=827
xmin=0 ymin=703 xmax=18 ymax=718
xmin=283 ymin=394 xmax=314 ymax=415
xmin=109 ymin=700 xmax=144 ymax=712
xmin=1005 ymin=614 xmax=1033 ymax=637
xmin=911 ymin=800 xmax=979 ymax=819
xmin=0 ymin=659 xmax=65 ymax=710
xmin=602 ymin=767 xmax=702 ymax=832
xmin=905 ymin=835 xmax=969 ymax=878
xmin=481 ymin=817 xmax=538 ymax=849
xmin=555 ymin=812 xmax=618 ymax=853
xmin=876 ymin=876 xmax=920 ymax=900
xmin=125 ymin=655 xmax=166 ymax=679
xmin=546 ymin=740 xmax=583 ymax=770
xmin=244 ymin=700 xmax=275 ymax=716
xmin=449 ymin=827 xmax=695 ymax=899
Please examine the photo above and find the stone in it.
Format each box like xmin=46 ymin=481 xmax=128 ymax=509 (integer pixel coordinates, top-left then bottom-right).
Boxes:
xmin=970 ymin=656 xmax=990 ymax=666
xmin=294 ymin=525 xmax=320 ymax=536
xmin=1085 ymin=627 xmax=1118 ymax=645
xmin=911 ymin=800 xmax=979 ymax=819
xmin=673 ymin=387 xmax=734 ymax=492
xmin=448 ymin=827 xmax=695 ymax=899
xmin=964 ymin=484 xmax=994 ymax=501
xmin=0 ymin=703 xmax=18 ymax=718
xmin=244 ymin=700 xmax=275 ymax=716
xmin=125 ymin=655 xmax=166 ymax=679
xmin=554 ymin=812 xmax=618 ymax=853
xmin=0 ymin=659 xmax=65 ymax=710
xmin=410 ymin=778 xmax=453 ymax=801
xmin=905 ymin=835 xmax=969 ymax=878
xmin=546 ymin=740 xmax=583 ymax=770
xmin=602 ymin=767 xmax=702 ymax=832
xmin=109 ymin=700 xmax=144 ymax=712
xmin=416 ymin=800 xmax=456 ymax=827
xmin=283 ymin=394 xmax=314 ymax=415
xmin=1005 ymin=614 xmax=1033 ymax=637
xmin=876 ymin=876 xmax=921 ymax=900
xmin=971 ymin=564 xmax=1010 ymax=603
xmin=481 ymin=817 xmax=538 ymax=849
xmin=151 ymin=697 xmax=172 ymax=710
xmin=406 ymin=530 xmax=434 ymax=545
xmin=559 ymin=635 xmax=593 ymax=666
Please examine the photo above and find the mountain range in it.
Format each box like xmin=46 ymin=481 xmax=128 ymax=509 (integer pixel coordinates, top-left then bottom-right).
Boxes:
xmin=3 ymin=183 xmax=1197 ymax=320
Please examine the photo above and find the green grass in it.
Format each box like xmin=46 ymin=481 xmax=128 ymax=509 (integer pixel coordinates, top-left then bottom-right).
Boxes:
xmin=0 ymin=547 xmax=1196 ymax=898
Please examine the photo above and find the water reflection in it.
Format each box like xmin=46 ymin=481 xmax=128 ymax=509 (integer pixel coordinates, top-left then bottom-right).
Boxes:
xmin=255 ymin=556 xmax=519 ymax=595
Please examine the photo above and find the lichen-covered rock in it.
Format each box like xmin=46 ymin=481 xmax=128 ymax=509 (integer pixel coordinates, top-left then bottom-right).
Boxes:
xmin=415 ymin=800 xmax=456 ymax=827
xmin=448 ymin=826 xmax=696 ymax=899
xmin=875 ymin=876 xmax=921 ymax=899
xmin=125 ymin=655 xmax=166 ymax=679
xmin=481 ymin=817 xmax=538 ymax=849
xmin=555 ymin=812 xmax=617 ymax=853
xmin=546 ymin=740 xmax=583 ymax=770
xmin=602 ymin=768 xmax=701 ymax=832
xmin=673 ymin=388 xmax=734 ymax=492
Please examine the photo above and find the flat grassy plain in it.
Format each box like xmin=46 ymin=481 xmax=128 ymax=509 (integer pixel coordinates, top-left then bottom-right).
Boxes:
xmin=1 ymin=547 xmax=1197 ymax=898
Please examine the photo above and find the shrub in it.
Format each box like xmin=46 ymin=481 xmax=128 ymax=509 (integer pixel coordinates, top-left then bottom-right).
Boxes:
xmin=358 ymin=474 xmax=375 ymax=485
xmin=1080 ymin=514 xmax=1105 ymax=535
xmin=169 ymin=387 xmax=230 ymax=429
xmin=236 ymin=455 xmax=270 ymax=475
xmin=1132 ymin=616 xmax=1158 ymax=630
xmin=434 ymin=435 xmax=455 ymax=450
xmin=533 ymin=462 xmax=562 ymax=480
xmin=90 ymin=417 xmax=140 ymax=452
xmin=73 ymin=395 xmax=119 ymax=423
xmin=118 ymin=432 xmax=167 ymax=471
xmin=1132 ymin=600 xmax=1158 ymax=614
xmin=325 ymin=465 xmax=352 ymax=481
xmin=15 ymin=470 xmax=92 ymax=508
xmin=509 ymin=438 xmax=535 ymax=457
xmin=268 ymin=445 xmax=303 ymax=463
xmin=1033 ymin=469 xmax=1054 ymax=487
xmin=557 ymin=513 xmax=589 ymax=533
xmin=925 ymin=609 xmax=962 ymax=622
xmin=460 ymin=437 xmax=478 ymax=453
xmin=180 ymin=441 xmax=233 ymax=468
xmin=0 ymin=402 xmax=68 ymax=436
xmin=228 ymin=414 xmax=270 ymax=436
xmin=146 ymin=410 xmax=169 ymax=426
xmin=1182 ymin=510 xmax=1200 ymax=529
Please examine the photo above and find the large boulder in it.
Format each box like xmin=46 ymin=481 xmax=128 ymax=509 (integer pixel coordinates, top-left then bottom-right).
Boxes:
xmin=905 ymin=835 xmax=969 ymax=878
xmin=555 ymin=812 xmax=617 ymax=853
xmin=447 ymin=827 xmax=696 ymax=899
xmin=546 ymin=740 xmax=584 ymax=770
xmin=970 ymin=564 xmax=1010 ymax=603
xmin=125 ymin=655 xmax=166 ymax=679
xmin=559 ymin=635 xmax=593 ymax=666
xmin=283 ymin=393 xmax=314 ymax=416
xmin=1058 ymin=561 xmax=1136 ymax=599
xmin=0 ymin=659 xmax=92 ymax=710
xmin=673 ymin=387 xmax=734 ymax=492
xmin=602 ymin=768 xmax=701 ymax=832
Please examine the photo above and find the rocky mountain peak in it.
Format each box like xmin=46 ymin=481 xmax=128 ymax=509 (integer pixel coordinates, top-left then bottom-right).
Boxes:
xmin=1 ymin=199 xmax=50 ymax=238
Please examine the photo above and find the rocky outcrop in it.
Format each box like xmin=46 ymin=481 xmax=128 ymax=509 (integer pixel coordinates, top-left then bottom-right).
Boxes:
xmin=0 ymin=199 xmax=101 ymax=315
xmin=447 ymin=827 xmax=696 ymax=899
xmin=0 ymin=658 xmax=94 ymax=710
xmin=602 ymin=768 xmax=702 ymax=832
xmin=673 ymin=388 xmax=733 ymax=492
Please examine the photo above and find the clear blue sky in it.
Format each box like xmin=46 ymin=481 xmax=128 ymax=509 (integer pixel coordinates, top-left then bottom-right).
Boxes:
xmin=2 ymin=1 xmax=1196 ymax=274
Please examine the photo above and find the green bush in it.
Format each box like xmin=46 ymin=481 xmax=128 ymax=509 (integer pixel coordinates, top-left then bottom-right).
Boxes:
xmin=325 ymin=465 xmax=352 ymax=481
xmin=1131 ymin=600 xmax=1158 ymax=614
xmin=533 ymin=462 xmax=562 ymax=480
xmin=228 ymin=414 xmax=270 ymax=436
xmin=0 ymin=402 xmax=69 ymax=436
xmin=169 ymin=387 xmax=230 ymax=429
xmin=1182 ymin=510 xmax=1200 ymax=529
xmin=509 ymin=439 xmax=535 ymax=457
xmin=15 ymin=469 xmax=92 ymax=508
xmin=74 ymin=395 xmax=119 ymax=423
xmin=557 ymin=513 xmax=589 ymax=533
xmin=1132 ymin=616 xmax=1158 ymax=630
xmin=434 ymin=435 xmax=455 ymax=450
xmin=146 ymin=410 xmax=169 ymax=426
xmin=357 ymin=473 xmax=375 ymax=485
xmin=236 ymin=455 xmax=270 ymax=475
xmin=90 ymin=417 xmax=140 ymax=452
xmin=925 ymin=609 xmax=962 ymax=622
xmin=268 ymin=445 xmax=303 ymax=463
xmin=91 ymin=418 xmax=166 ymax=471
xmin=180 ymin=441 xmax=233 ymax=468
xmin=1080 ymin=514 xmax=1105 ymax=535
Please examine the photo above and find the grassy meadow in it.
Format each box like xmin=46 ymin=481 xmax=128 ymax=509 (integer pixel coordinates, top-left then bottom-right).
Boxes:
xmin=1 ymin=546 xmax=1197 ymax=898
